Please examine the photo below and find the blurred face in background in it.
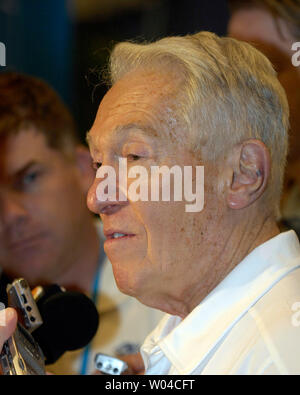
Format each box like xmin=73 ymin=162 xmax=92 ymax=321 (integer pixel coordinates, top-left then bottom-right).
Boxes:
xmin=0 ymin=129 xmax=93 ymax=286
xmin=228 ymin=7 xmax=300 ymax=166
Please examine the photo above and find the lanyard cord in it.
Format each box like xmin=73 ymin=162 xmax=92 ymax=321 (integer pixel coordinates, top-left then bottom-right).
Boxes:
xmin=80 ymin=241 xmax=105 ymax=375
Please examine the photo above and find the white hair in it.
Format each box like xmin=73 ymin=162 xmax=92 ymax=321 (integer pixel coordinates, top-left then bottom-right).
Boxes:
xmin=108 ymin=31 xmax=289 ymax=217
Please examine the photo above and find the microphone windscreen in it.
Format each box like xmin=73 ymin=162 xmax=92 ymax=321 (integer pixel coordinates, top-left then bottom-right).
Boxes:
xmin=33 ymin=289 xmax=99 ymax=365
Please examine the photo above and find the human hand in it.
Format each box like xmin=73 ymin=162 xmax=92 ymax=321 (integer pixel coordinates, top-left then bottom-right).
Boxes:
xmin=0 ymin=308 xmax=17 ymax=353
xmin=117 ymin=352 xmax=145 ymax=375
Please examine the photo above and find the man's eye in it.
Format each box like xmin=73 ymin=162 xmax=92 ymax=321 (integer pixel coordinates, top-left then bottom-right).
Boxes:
xmin=22 ymin=171 xmax=39 ymax=186
xmin=127 ymin=154 xmax=141 ymax=161
xmin=93 ymin=162 xmax=102 ymax=170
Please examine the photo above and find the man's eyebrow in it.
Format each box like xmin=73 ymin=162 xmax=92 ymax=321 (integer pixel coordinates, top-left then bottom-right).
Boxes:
xmin=86 ymin=123 xmax=157 ymax=147
xmin=115 ymin=123 xmax=157 ymax=137
xmin=12 ymin=160 xmax=39 ymax=178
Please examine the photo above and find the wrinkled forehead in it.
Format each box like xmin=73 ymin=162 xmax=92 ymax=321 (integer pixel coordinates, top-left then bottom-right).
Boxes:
xmin=87 ymin=70 xmax=180 ymax=150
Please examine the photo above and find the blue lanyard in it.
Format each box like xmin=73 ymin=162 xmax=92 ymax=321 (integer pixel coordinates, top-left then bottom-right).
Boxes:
xmin=80 ymin=242 xmax=105 ymax=375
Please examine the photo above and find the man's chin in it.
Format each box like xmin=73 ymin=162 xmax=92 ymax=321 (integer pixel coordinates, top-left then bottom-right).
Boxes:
xmin=113 ymin=275 xmax=137 ymax=297
xmin=111 ymin=261 xmax=149 ymax=299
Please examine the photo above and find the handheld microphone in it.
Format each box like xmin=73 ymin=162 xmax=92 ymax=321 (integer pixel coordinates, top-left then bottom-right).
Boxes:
xmin=32 ymin=286 xmax=99 ymax=365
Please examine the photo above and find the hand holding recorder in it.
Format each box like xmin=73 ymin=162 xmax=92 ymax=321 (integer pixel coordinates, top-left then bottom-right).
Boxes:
xmin=0 ymin=279 xmax=46 ymax=375
xmin=0 ymin=278 xmax=99 ymax=375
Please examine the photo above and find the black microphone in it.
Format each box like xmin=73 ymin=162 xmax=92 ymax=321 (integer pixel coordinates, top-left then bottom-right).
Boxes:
xmin=32 ymin=286 xmax=99 ymax=365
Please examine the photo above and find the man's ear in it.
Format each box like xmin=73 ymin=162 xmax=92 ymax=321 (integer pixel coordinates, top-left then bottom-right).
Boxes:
xmin=226 ymin=139 xmax=271 ymax=209
xmin=74 ymin=145 xmax=95 ymax=193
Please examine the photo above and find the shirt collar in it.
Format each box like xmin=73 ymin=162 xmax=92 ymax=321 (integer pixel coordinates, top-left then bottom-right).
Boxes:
xmin=142 ymin=231 xmax=300 ymax=374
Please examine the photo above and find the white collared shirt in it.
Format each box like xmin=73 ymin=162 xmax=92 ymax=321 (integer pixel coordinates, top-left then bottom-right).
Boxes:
xmin=141 ymin=231 xmax=300 ymax=375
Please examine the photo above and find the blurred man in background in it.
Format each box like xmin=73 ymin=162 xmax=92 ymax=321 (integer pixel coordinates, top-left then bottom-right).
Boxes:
xmin=0 ymin=72 xmax=162 ymax=374
xmin=227 ymin=0 xmax=300 ymax=237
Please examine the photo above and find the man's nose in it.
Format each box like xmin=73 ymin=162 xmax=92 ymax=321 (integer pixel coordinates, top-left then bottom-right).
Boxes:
xmin=87 ymin=177 xmax=128 ymax=216
xmin=0 ymin=191 xmax=28 ymax=232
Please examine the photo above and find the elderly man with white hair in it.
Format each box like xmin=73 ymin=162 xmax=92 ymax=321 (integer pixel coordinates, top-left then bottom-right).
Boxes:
xmin=2 ymin=31 xmax=300 ymax=375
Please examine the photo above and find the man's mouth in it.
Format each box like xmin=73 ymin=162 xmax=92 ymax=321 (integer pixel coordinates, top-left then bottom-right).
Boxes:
xmin=111 ymin=233 xmax=127 ymax=239
xmin=104 ymin=229 xmax=136 ymax=243
xmin=106 ymin=232 xmax=135 ymax=240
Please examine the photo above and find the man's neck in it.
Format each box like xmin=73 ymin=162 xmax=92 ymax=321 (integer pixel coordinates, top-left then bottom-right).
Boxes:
xmin=179 ymin=212 xmax=280 ymax=318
